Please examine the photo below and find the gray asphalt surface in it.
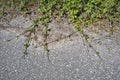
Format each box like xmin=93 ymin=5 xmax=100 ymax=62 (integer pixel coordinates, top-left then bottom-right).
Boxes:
xmin=0 ymin=30 xmax=120 ymax=80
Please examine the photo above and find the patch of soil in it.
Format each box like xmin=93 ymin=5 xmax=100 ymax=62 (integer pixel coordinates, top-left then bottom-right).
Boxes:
xmin=0 ymin=8 xmax=120 ymax=48
xmin=0 ymin=10 xmax=79 ymax=47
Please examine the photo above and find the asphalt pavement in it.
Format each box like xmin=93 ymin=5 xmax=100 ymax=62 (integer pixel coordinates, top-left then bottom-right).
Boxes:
xmin=0 ymin=29 xmax=120 ymax=80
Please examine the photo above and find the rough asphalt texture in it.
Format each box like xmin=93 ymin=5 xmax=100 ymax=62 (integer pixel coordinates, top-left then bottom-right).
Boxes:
xmin=0 ymin=29 xmax=120 ymax=80
xmin=0 ymin=15 xmax=120 ymax=80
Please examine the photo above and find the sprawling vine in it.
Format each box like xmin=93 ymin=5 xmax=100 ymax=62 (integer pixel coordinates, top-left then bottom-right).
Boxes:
xmin=1 ymin=0 xmax=120 ymax=61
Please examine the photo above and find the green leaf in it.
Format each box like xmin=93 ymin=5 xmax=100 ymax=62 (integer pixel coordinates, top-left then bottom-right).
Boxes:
xmin=37 ymin=8 xmax=41 ymax=13
xmin=24 ymin=43 xmax=29 ymax=48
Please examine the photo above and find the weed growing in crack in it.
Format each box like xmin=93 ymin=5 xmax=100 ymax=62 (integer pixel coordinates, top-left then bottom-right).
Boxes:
xmin=74 ymin=21 xmax=103 ymax=60
xmin=82 ymin=32 xmax=103 ymax=60
xmin=23 ymin=38 xmax=31 ymax=54
xmin=23 ymin=18 xmax=39 ymax=54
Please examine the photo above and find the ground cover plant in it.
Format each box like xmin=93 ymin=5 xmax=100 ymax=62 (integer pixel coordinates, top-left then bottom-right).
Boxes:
xmin=1 ymin=0 xmax=120 ymax=61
